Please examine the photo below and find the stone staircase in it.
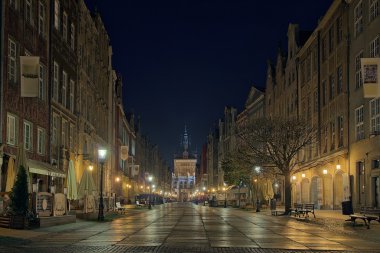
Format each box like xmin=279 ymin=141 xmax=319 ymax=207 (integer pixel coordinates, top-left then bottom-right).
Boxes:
xmin=0 ymin=216 xmax=10 ymax=228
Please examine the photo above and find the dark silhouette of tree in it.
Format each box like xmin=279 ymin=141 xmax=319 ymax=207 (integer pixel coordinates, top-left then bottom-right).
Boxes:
xmin=10 ymin=165 xmax=29 ymax=215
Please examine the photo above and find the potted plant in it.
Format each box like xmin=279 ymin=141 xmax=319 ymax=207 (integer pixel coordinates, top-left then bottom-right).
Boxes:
xmin=8 ymin=165 xmax=29 ymax=229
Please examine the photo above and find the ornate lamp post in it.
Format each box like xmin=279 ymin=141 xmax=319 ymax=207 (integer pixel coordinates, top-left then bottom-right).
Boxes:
xmin=148 ymin=176 xmax=153 ymax=209
xmin=255 ymin=166 xmax=261 ymax=212
xmin=98 ymin=148 xmax=107 ymax=221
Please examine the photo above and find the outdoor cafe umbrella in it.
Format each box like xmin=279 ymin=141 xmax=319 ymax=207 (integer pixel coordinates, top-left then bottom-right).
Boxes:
xmin=260 ymin=178 xmax=274 ymax=202
xmin=77 ymin=167 xmax=97 ymax=199
xmin=66 ymin=160 xmax=78 ymax=211
xmin=14 ymin=144 xmax=32 ymax=193
xmin=5 ymin=157 xmax=15 ymax=192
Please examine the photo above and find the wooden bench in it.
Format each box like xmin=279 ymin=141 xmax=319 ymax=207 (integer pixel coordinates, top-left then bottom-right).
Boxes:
xmin=290 ymin=203 xmax=303 ymax=217
xmin=346 ymin=214 xmax=378 ymax=229
xmin=298 ymin=203 xmax=316 ymax=218
xmin=360 ymin=207 xmax=380 ymax=220
xmin=116 ymin=202 xmax=126 ymax=214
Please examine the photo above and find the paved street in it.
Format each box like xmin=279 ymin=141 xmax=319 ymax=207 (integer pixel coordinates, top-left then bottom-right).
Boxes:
xmin=1 ymin=203 xmax=380 ymax=253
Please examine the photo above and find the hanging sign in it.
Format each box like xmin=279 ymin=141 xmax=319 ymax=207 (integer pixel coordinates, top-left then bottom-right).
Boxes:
xmin=361 ymin=58 xmax=380 ymax=98
xmin=120 ymin=146 xmax=129 ymax=161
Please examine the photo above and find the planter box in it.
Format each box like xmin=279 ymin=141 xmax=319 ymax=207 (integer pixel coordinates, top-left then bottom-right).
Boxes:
xmin=10 ymin=215 xmax=26 ymax=229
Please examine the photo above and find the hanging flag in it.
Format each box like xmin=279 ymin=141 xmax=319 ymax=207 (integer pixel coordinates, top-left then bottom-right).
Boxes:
xmin=120 ymin=145 xmax=129 ymax=161
xmin=20 ymin=56 xmax=39 ymax=97
xmin=361 ymin=58 xmax=380 ymax=98
xmin=132 ymin=165 xmax=140 ymax=176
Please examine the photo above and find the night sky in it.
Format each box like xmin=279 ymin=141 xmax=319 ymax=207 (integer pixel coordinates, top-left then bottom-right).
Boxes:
xmin=85 ymin=0 xmax=332 ymax=165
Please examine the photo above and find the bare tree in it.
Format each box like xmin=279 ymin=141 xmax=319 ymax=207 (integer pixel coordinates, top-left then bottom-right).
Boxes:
xmin=235 ymin=117 xmax=317 ymax=214
xmin=222 ymin=148 xmax=275 ymax=208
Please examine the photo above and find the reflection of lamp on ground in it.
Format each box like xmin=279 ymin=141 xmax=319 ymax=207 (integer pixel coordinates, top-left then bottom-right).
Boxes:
xmin=97 ymin=149 xmax=107 ymax=221
xmin=223 ymin=187 xmax=227 ymax=208
xmin=148 ymin=176 xmax=153 ymax=209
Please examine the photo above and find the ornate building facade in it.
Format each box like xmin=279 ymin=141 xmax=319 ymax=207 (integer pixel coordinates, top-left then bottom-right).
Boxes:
xmin=172 ymin=127 xmax=197 ymax=201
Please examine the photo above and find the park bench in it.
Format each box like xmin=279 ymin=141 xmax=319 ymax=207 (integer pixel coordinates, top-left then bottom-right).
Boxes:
xmin=360 ymin=207 xmax=380 ymax=220
xmin=298 ymin=203 xmax=316 ymax=218
xmin=116 ymin=202 xmax=126 ymax=214
xmin=290 ymin=203 xmax=303 ymax=217
xmin=346 ymin=214 xmax=378 ymax=229
xmin=345 ymin=207 xmax=380 ymax=229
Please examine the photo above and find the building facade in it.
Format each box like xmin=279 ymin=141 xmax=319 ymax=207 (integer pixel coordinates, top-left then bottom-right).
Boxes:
xmin=348 ymin=0 xmax=380 ymax=209
xmin=172 ymin=127 xmax=197 ymax=201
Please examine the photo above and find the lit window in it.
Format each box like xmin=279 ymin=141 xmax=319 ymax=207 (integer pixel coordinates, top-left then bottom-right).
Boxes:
xmin=62 ymin=71 xmax=67 ymax=107
xmin=369 ymin=0 xmax=379 ymax=22
xmin=69 ymin=80 xmax=74 ymax=113
xmin=70 ymin=23 xmax=75 ymax=50
xmin=24 ymin=121 xmax=32 ymax=151
xmin=8 ymin=38 xmax=17 ymax=84
xmin=54 ymin=0 xmax=60 ymax=30
xmin=39 ymin=64 xmax=45 ymax=100
xmin=37 ymin=127 xmax=46 ymax=155
xmin=354 ymin=1 xmax=363 ymax=36
xmin=63 ymin=12 xmax=67 ymax=41
xmin=338 ymin=116 xmax=344 ymax=147
xmin=355 ymin=51 xmax=363 ymax=88
xmin=355 ymin=106 xmax=364 ymax=140
xmin=7 ymin=113 xmax=17 ymax=145
xmin=53 ymin=62 xmax=59 ymax=101
xmin=337 ymin=65 xmax=343 ymax=94
xmin=38 ymin=1 xmax=45 ymax=36
xmin=370 ymin=98 xmax=380 ymax=134
xmin=370 ymin=35 xmax=379 ymax=57
xmin=25 ymin=0 xmax=32 ymax=24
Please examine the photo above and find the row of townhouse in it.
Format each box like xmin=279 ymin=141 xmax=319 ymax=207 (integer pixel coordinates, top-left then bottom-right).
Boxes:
xmin=0 ymin=0 xmax=167 ymax=206
xmin=204 ymin=0 xmax=380 ymax=210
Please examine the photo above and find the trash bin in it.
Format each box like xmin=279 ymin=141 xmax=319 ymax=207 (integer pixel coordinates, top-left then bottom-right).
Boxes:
xmin=270 ymin=199 xmax=276 ymax=210
xmin=342 ymin=200 xmax=353 ymax=215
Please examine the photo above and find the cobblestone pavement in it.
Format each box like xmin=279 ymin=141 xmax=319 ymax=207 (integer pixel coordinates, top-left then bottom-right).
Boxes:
xmin=1 ymin=203 xmax=380 ymax=253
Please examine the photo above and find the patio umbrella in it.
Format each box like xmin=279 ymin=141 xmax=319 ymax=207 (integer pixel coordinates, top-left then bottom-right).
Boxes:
xmin=14 ymin=144 xmax=32 ymax=193
xmin=77 ymin=167 xmax=97 ymax=199
xmin=66 ymin=160 xmax=78 ymax=211
xmin=5 ymin=157 xmax=15 ymax=192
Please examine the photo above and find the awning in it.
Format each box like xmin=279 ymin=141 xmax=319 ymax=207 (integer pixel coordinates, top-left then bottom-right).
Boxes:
xmin=28 ymin=159 xmax=66 ymax=178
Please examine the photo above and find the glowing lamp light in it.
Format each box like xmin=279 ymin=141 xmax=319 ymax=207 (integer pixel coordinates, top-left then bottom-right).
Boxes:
xmin=88 ymin=165 xmax=93 ymax=171
xmin=274 ymin=183 xmax=279 ymax=188
xmin=98 ymin=149 xmax=107 ymax=162
xmin=115 ymin=177 xmax=120 ymax=182
xmin=148 ymin=176 xmax=153 ymax=182
xmin=323 ymin=169 xmax=328 ymax=175
xmin=254 ymin=179 xmax=258 ymax=182
xmin=336 ymin=164 xmax=341 ymax=170
xmin=292 ymin=175 xmax=296 ymax=180
xmin=302 ymin=173 xmax=306 ymax=178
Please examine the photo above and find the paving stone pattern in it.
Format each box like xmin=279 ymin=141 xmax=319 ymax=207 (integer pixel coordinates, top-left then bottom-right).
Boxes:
xmin=0 ymin=203 xmax=380 ymax=253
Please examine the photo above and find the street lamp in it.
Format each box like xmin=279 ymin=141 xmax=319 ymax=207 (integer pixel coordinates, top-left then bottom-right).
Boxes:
xmin=97 ymin=148 xmax=107 ymax=221
xmin=255 ymin=166 xmax=261 ymax=212
xmin=148 ymin=176 xmax=153 ymax=209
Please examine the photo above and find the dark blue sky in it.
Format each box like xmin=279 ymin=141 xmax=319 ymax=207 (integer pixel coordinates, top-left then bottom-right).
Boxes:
xmin=85 ymin=0 xmax=332 ymax=164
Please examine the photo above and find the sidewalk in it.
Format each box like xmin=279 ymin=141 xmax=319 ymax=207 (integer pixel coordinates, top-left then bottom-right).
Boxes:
xmin=262 ymin=207 xmax=380 ymax=243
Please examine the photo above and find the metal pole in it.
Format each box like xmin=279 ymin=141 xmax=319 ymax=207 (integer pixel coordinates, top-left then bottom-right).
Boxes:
xmin=148 ymin=184 xmax=152 ymax=209
xmin=98 ymin=162 xmax=104 ymax=221
xmin=256 ymin=175 xmax=260 ymax=212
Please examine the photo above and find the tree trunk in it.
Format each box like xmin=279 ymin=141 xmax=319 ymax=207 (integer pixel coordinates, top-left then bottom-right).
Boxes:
xmin=284 ymin=171 xmax=292 ymax=215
